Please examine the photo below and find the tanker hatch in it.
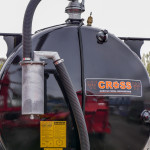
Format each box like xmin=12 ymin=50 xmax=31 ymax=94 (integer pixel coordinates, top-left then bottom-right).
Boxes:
xmin=65 ymin=0 xmax=85 ymax=22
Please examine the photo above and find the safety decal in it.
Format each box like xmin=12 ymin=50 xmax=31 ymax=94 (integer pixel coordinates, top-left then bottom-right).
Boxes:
xmin=40 ymin=121 xmax=66 ymax=148
xmin=85 ymin=78 xmax=142 ymax=97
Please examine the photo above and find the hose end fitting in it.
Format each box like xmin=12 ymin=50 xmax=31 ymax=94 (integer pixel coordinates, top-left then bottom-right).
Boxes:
xmin=54 ymin=59 xmax=64 ymax=66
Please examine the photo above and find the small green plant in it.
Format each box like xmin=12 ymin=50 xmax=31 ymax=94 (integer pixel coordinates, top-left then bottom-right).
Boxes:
xmin=142 ymin=52 xmax=150 ymax=76
xmin=0 ymin=58 xmax=6 ymax=70
xmin=0 ymin=63 xmax=3 ymax=70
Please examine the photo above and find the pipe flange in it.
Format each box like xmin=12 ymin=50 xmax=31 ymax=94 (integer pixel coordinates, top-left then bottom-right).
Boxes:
xmin=20 ymin=61 xmax=46 ymax=66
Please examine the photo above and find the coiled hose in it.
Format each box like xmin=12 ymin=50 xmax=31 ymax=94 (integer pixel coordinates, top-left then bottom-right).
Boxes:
xmin=22 ymin=0 xmax=90 ymax=149
xmin=55 ymin=61 xmax=90 ymax=150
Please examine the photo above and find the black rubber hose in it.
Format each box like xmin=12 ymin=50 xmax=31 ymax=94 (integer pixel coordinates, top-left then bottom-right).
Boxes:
xmin=55 ymin=62 xmax=90 ymax=150
xmin=23 ymin=0 xmax=41 ymax=60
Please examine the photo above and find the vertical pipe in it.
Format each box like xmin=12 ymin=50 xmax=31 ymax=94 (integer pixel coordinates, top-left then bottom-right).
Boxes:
xmin=23 ymin=0 xmax=41 ymax=60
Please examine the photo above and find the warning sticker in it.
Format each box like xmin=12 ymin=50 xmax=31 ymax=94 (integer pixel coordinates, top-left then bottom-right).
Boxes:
xmin=44 ymin=148 xmax=63 ymax=150
xmin=85 ymin=78 xmax=142 ymax=97
xmin=40 ymin=121 xmax=66 ymax=148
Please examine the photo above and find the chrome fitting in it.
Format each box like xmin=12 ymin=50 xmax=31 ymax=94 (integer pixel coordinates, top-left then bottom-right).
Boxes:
xmin=54 ymin=59 xmax=64 ymax=66
xmin=34 ymin=51 xmax=60 ymax=62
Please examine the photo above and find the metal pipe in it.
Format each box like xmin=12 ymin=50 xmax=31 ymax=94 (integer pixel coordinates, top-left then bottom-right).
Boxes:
xmin=32 ymin=51 xmax=90 ymax=150
xmin=23 ymin=0 xmax=41 ymax=60
xmin=21 ymin=61 xmax=45 ymax=115
xmin=34 ymin=51 xmax=60 ymax=62
xmin=82 ymin=0 xmax=85 ymax=5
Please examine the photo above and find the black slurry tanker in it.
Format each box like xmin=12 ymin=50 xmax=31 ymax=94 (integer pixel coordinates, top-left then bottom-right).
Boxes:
xmin=0 ymin=0 xmax=150 ymax=150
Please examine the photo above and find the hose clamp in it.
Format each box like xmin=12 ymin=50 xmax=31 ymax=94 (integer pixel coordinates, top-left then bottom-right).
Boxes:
xmin=54 ymin=59 xmax=64 ymax=65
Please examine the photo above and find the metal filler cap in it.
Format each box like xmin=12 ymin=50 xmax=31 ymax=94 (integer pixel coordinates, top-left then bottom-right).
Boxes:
xmin=65 ymin=0 xmax=85 ymax=20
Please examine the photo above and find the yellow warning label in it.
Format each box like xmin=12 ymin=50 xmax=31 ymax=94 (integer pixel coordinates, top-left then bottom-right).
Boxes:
xmin=44 ymin=148 xmax=63 ymax=150
xmin=40 ymin=121 xmax=66 ymax=148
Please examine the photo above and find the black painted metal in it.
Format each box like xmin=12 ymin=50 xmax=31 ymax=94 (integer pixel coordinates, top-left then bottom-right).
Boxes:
xmin=3 ymin=35 xmax=22 ymax=58
xmin=0 ymin=24 xmax=150 ymax=150
xmin=124 ymin=40 xmax=144 ymax=58
xmin=0 ymin=33 xmax=22 ymax=36
xmin=119 ymin=37 xmax=150 ymax=59
xmin=78 ymin=21 xmax=86 ymax=114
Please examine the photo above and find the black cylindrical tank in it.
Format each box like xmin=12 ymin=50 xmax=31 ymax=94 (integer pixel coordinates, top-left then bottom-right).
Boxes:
xmin=0 ymin=23 xmax=150 ymax=150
